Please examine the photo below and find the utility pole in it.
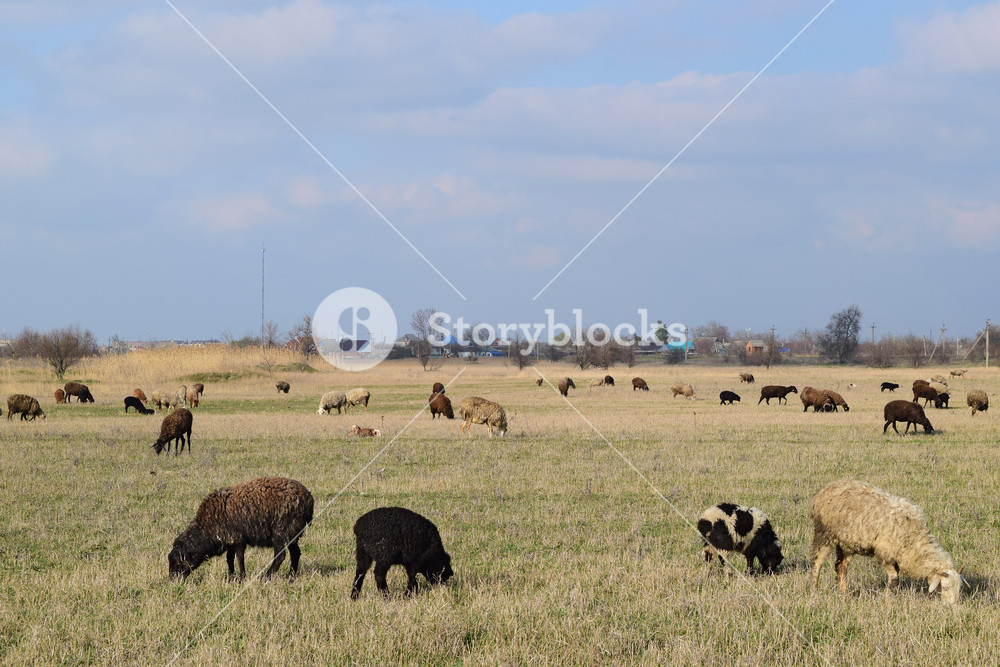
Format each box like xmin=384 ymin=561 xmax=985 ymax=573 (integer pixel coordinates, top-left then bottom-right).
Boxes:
xmin=987 ymin=319 xmax=991 ymax=368
xmin=871 ymin=322 xmax=875 ymax=347
xmin=260 ymin=244 xmax=265 ymax=349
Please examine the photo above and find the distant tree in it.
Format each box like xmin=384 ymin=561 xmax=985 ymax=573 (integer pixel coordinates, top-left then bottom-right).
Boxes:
xmin=286 ymin=315 xmax=317 ymax=357
xmin=410 ymin=307 xmax=438 ymax=371
xmin=507 ymin=333 xmax=533 ymax=370
xmin=867 ymin=338 xmax=895 ymax=369
xmin=900 ymin=334 xmax=927 ymax=368
xmin=10 ymin=327 xmax=43 ymax=358
xmin=261 ymin=320 xmax=282 ymax=348
xmin=38 ymin=325 xmax=98 ymax=380
xmin=692 ymin=321 xmax=731 ymax=342
xmin=817 ymin=305 xmax=862 ymax=364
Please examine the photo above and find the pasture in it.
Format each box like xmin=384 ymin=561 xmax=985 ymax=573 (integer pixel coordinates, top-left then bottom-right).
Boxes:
xmin=1 ymin=348 xmax=999 ymax=665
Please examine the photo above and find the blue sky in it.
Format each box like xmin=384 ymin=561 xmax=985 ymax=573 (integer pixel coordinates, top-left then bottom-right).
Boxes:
xmin=1 ymin=1 xmax=998 ymax=343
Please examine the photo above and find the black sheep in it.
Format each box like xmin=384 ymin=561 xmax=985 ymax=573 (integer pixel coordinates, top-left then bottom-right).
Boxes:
xmin=124 ymin=396 xmax=154 ymax=415
xmin=933 ymin=392 xmax=950 ymax=409
xmin=168 ymin=476 xmax=314 ymax=580
xmin=351 ymin=507 xmax=453 ymax=599
xmin=697 ymin=503 xmax=783 ymax=574
xmin=880 ymin=382 xmax=899 ymax=393
xmin=719 ymin=390 xmax=740 ymax=405
xmin=603 ymin=375 xmax=615 ymax=387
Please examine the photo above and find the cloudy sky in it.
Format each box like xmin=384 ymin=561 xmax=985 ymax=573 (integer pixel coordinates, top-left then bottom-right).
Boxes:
xmin=1 ymin=1 xmax=997 ymax=343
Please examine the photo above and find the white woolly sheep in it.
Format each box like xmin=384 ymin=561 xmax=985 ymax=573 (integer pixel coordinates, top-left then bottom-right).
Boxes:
xmin=810 ymin=479 xmax=963 ymax=606
xmin=346 ymin=388 xmax=371 ymax=411
xmin=150 ymin=389 xmax=183 ymax=412
xmin=950 ymin=369 xmax=968 ymax=378
xmin=318 ymin=391 xmax=348 ymax=415
xmin=929 ymin=374 xmax=948 ymax=386
xmin=698 ymin=503 xmax=783 ymax=574
xmin=670 ymin=382 xmax=695 ymax=399
xmin=177 ymin=385 xmax=188 ymax=407
xmin=967 ymin=389 xmax=989 ymax=416
xmin=458 ymin=396 xmax=507 ymax=437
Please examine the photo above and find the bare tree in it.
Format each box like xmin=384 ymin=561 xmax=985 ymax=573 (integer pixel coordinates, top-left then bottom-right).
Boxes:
xmin=507 ymin=333 xmax=533 ymax=370
xmin=261 ymin=320 xmax=282 ymax=348
xmin=817 ymin=305 xmax=863 ymax=364
xmin=38 ymin=325 xmax=99 ymax=380
xmin=900 ymin=334 xmax=926 ymax=368
xmin=286 ymin=315 xmax=317 ymax=357
xmin=410 ymin=307 xmax=438 ymax=371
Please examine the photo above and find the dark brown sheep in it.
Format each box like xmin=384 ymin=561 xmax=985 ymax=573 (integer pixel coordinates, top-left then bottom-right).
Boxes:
xmin=152 ymin=408 xmax=193 ymax=455
xmin=124 ymin=396 xmax=154 ymax=415
xmin=351 ymin=507 xmax=453 ymax=599
xmin=883 ymin=400 xmax=934 ymax=435
xmin=912 ymin=383 xmax=938 ymax=406
xmin=7 ymin=394 xmax=45 ymax=421
xmin=932 ymin=392 xmax=950 ymax=409
xmin=558 ymin=377 xmax=575 ymax=397
xmin=632 ymin=377 xmax=649 ymax=391
xmin=603 ymin=375 xmax=615 ymax=387
xmin=192 ymin=382 xmax=205 ymax=398
xmin=64 ymin=381 xmax=94 ymax=404
xmin=757 ymin=385 xmax=797 ymax=405
xmin=54 ymin=389 xmax=66 ymax=404
xmin=800 ymin=387 xmax=834 ymax=412
xmin=276 ymin=380 xmax=290 ymax=393
xmin=133 ymin=388 xmax=148 ymax=404
xmin=429 ymin=393 xmax=454 ymax=419
xmin=168 ymin=476 xmax=313 ymax=581
xmin=823 ymin=390 xmax=850 ymax=412
xmin=739 ymin=372 xmax=755 ymax=383
xmin=536 ymin=378 xmax=543 ymax=386
xmin=431 ymin=382 xmax=445 ymax=395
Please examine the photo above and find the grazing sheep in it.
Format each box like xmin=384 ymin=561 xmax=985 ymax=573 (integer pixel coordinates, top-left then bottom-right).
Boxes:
xmin=177 ymin=385 xmax=188 ymax=407
xmin=318 ymin=391 xmax=348 ymax=415
xmin=149 ymin=389 xmax=183 ymax=412
xmin=429 ymin=393 xmax=454 ymax=419
xmin=124 ymin=396 xmax=154 ymax=415
xmin=7 ymin=394 xmax=45 ymax=421
xmin=535 ymin=378 xmax=543 ymax=387
xmin=912 ymin=383 xmax=938 ymax=407
xmin=151 ymin=408 xmax=193 ymax=455
xmin=192 ymin=382 xmax=204 ymax=398
xmin=698 ymin=503 xmax=783 ymax=575
xmin=557 ymin=377 xmax=576 ymax=397
xmin=632 ymin=377 xmax=649 ymax=391
xmin=719 ymin=391 xmax=741 ymax=405
xmin=133 ymin=388 xmax=148 ymax=404
xmin=883 ymin=400 xmax=934 ymax=435
xmin=168 ymin=476 xmax=313 ymax=581
xmin=349 ymin=425 xmax=381 ymax=437
xmin=929 ymin=381 xmax=949 ymax=396
xmin=346 ymin=388 xmax=371 ymax=412
xmin=351 ymin=507 xmax=453 ymax=599
xmin=589 ymin=378 xmax=604 ymax=390
xmin=950 ymin=369 xmax=968 ymax=378
xmin=458 ymin=396 xmax=507 ymax=437
xmin=276 ymin=380 xmax=291 ymax=394
xmin=757 ymin=385 xmax=797 ymax=405
xmin=810 ymin=479 xmax=962 ymax=606
xmin=603 ymin=375 xmax=615 ymax=387
xmin=670 ymin=382 xmax=695 ymax=399
xmin=823 ymin=390 xmax=850 ymax=412
xmin=186 ymin=386 xmax=200 ymax=408
xmin=880 ymin=382 xmax=899 ymax=393
xmin=967 ymin=389 xmax=989 ymax=416
xmin=63 ymin=381 xmax=94 ymax=404
xmin=54 ymin=389 xmax=66 ymax=404
xmin=929 ymin=374 xmax=948 ymax=386
xmin=431 ymin=382 xmax=445 ymax=395
xmin=932 ymin=392 xmax=950 ymax=409
xmin=801 ymin=387 xmax=835 ymax=412
xmin=738 ymin=372 xmax=755 ymax=383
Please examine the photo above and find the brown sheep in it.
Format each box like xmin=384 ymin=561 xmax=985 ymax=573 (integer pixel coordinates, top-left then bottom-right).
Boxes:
xmin=54 ymin=389 xmax=66 ymax=404
xmin=800 ymin=387 xmax=834 ymax=412
xmin=603 ymin=375 xmax=614 ymax=387
xmin=431 ymin=382 xmax=445 ymax=395
xmin=276 ymin=380 xmax=291 ymax=394
xmin=429 ymin=393 xmax=454 ymax=419
xmin=133 ymin=388 xmax=148 ymax=404
xmin=558 ymin=377 xmax=575 ymax=397
xmin=757 ymin=385 xmax=797 ymax=405
xmin=186 ymin=386 xmax=200 ymax=408
xmin=950 ymin=369 xmax=968 ymax=378
xmin=967 ymin=389 xmax=989 ymax=416
xmin=822 ymin=390 xmax=850 ymax=412
xmin=63 ymin=381 xmax=94 ymax=403
xmin=458 ymin=397 xmax=507 ymax=437
xmin=349 ymin=425 xmax=381 ymax=437
xmin=192 ymin=382 xmax=205 ymax=398
xmin=7 ymin=394 xmax=45 ymax=421
xmin=912 ymin=383 xmax=938 ymax=407
xmin=536 ymin=378 xmax=543 ymax=387
xmin=152 ymin=408 xmax=193 ymax=455
xmin=670 ymin=382 xmax=695 ymax=399
xmin=883 ymin=400 xmax=934 ymax=435
xmin=632 ymin=377 xmax=649 ymax=391
xmin=739 ymin=372 xmax=755 ymax=383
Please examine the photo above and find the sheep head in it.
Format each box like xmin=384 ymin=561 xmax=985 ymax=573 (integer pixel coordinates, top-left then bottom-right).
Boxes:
xmin=422 ymin=552 xmax=453 ymax=585
xmin=757 ymin=541 xmax=784 ymax=575
xmin=929 ymin=569 xmax=963 ymax=606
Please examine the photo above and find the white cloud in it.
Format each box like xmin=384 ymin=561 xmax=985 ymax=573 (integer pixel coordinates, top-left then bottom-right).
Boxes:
xmin=286 ymin=176 xmax=328 ymax=208
xmin=0 ymin=121 xmax=55 ymax=177
xmin=186 ymin=192 xmax=281 ymax=231
xmin=900 ymin=1 xmax=1000 ymax=73
xmin=933 ymin=200 xmax=1000 ymax=246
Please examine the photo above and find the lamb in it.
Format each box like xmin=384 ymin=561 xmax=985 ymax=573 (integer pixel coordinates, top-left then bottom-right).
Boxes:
xmin=431 ymin=382 xmax=445 ymax=395
xmin=719 ymin=390 xmax=740 ymax=405
xmin=880 ymin=382 xmax=899 ymax=393
xmin=697 ymin=503 xmax=783 ymax=574
xmin=800 ymin=386 xmax=835 ymax=412
xmin=458 ymin=396 xmax=507 ymax=437
xmin=632 ymin=377 xmax=649 ymax=391
xmin=168 ymin=476 xmax=313 ymax=581
xmin=911 ymin=383 xmax=938 ymax=407
xmin=810 ymin=479 xmax=962 ymax=606
xmin=318 ymin=391 xmax=347 ymax=415
xmin=149 ymin=389 xmax=183 ymax=412
xmin=351 ymin=507 xmax=453 ymax=599
xmin=428 ymin=393 xmax=454 ymax=419
xmin=124 ymin=396 xmax=154 ymax=415
xmin=54 ymin=389 xmax=66 ymax=404
xmin=967 ymin=389 xmax=989 ymax=416
xmin=63 ymin=381 xmax=94 ymax=404
xmin=932 ymin=392 xmax=950 ymax=409
xmin=558 ymin=377 xmax=576 ymax=397
xmin=349 ymin=425 xmax=381 ymax=437
xmin=133 ymin=388 xmax=148 ymax=404
xmin=177 ymin=385 xmax=188 ymax=407
xmin=822 ymin=389 xmax=850 ymax=412
xmin=7 ymin=394 xmax=45 ymax=421
xmin=757 ymin=385 xmax=797 ymax=405
xmin=738 ymin=372 xmax=755 ymax=383
xmin=670 ymin=382 xmax=695 ymax=399
xmin=276 ymin=380 xmax=290 ymax=394
xmin=151 ymin=408 xmax=193 ymax=455
xmin=950 ymin=369 xmax=968 ymax=378
xmin=883 ymin=400 xmax=934 ymax=435
xmin=346 ymin=388 xmax=371 ymax=411
xmin=186 ymin=386 xmax=200 ymax=408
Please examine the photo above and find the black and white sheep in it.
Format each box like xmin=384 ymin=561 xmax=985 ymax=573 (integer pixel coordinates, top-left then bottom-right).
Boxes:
xmin=318 ymin=391 xmax=347 ymax=415
xmin=719 ymin=390 xmax=740 ymax=405
xmin=276 ymin=380 xmax=291 ymax=394
xmin=351 ymin=506 xmax=453 ymax=599
xmin=632 ymin=377 xmax=649 ymax=391
xmin=810 ymin=479 xmax=963 ymax=605
xmin=124 ymin=396 xmax=154 ymax=415
xmin=967 ymin=389 xmax=989 ymax=416
xmin=880 ymin=382 xmax=899 ymax=393
xmin=697 ymin=503 xmax=783 ymax=574
xmin=168 ymin=476 xmax=314 ymax=581
xmin=883 ymin=400 xmax=934 ymax=435
xmin=6 ymin=394 xmax=45 ymax=421
xmin=757 ymin=385 xmax=797 ymax=405
xmin=152 ymin=408 xmax=193 ymax=455
xmin=63 ymin=381 xmax=94 ymax=403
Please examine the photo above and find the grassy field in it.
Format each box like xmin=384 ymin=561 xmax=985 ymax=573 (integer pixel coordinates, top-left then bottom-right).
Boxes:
xmin=1 ymin=349 xmax=999 ymax=665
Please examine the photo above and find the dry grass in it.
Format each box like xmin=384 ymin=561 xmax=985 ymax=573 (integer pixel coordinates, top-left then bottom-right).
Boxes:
xmin=1 ymin=351 xmax=999 ymax=664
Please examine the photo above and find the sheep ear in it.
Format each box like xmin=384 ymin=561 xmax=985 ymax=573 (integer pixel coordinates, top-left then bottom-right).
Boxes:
xmin=929 ymin=573 xmax=943 ymax=593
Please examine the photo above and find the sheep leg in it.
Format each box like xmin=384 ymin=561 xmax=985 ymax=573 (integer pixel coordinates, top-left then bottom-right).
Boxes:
xmin=405 ymin=564 xmax=420 ymax=596
xmin=834 ymin=547 xmax=851 ymax=592
xmin=287 ymin=540 xmax=301 ymax=576
xmin=881 ymin=562 xmax=900 ymax=592
xmin=373 ymin=562 xmax=391 ymax=597
xmin=265 ymin=544 xmax=287 ymax=577
xmin=351 ymin=548 xmax=373 ymax=600
xmin=811 ymin=543 xmax=833 ymax=590
xmin=226 ymin=547 xmax=239 ymax=579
